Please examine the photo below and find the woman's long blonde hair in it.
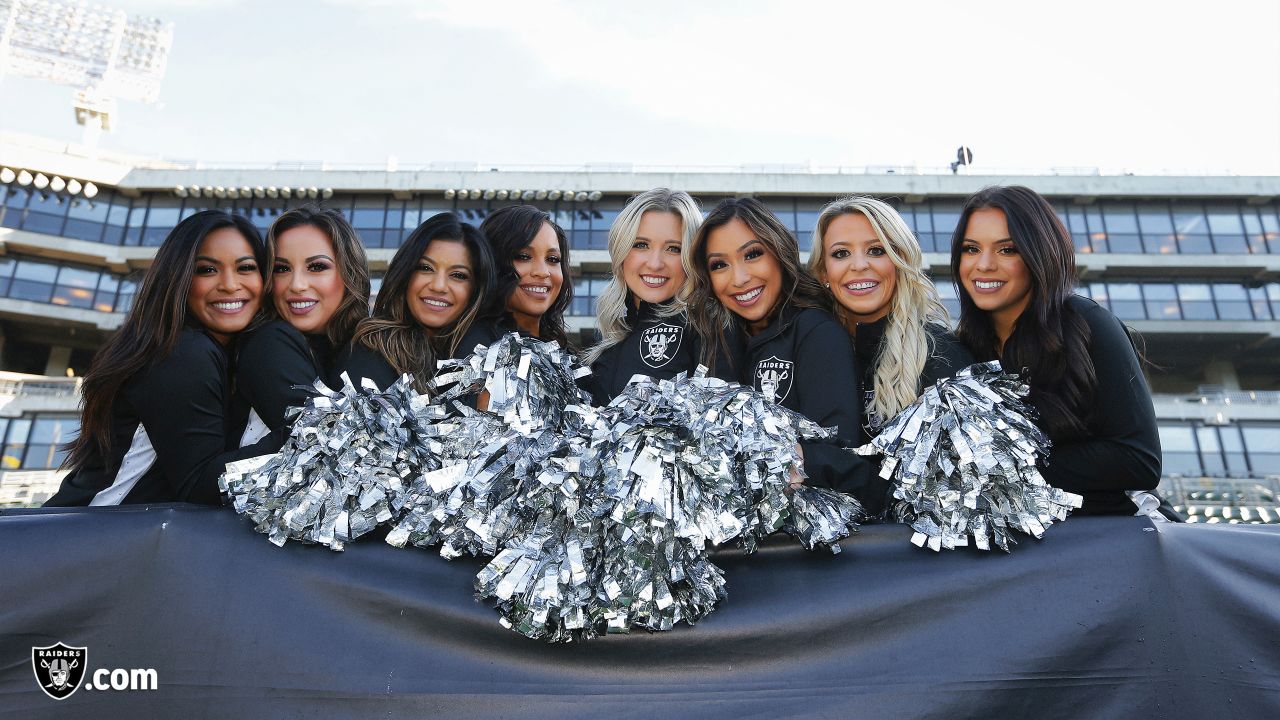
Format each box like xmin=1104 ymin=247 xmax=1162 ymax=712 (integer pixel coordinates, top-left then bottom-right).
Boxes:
xmin=808 ymin=196 xmax=950 ymax=426
xmin=583 ymin=188 xmax=702 ymax=366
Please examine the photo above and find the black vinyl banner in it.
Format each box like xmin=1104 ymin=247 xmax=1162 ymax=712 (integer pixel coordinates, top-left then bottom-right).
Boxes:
xmin=2 ymin=505 xmax=1278 ymax=719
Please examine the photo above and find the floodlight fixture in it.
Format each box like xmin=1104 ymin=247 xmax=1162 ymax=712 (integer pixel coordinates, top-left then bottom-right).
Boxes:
xmin=82 ymin=182 xmax=97 ymax=198
xmin=295 ymin=187 xmax=307 ymax=199
xmin=588 ymin=191 xmax=602 ymax=202
xmin=547 ymin=190 xmax=561 ymax=201
xmin=444 ymin=189 xmax=457 ymax=200
xmin=307 ymin=187 xmax=318 ymax=199
xmin=509 ymin=189 xmax=521 ymax=201
xmin=321 ymin=188 xmax=333 ymax=199
xmin=534 ymin=190 xmax=547 ymax=201
xmin=33 ymin=173 xmax=50 ymax=189
xmin=483 ymin=189 xmax=496 ymax=200
xmin=66 ymin=179 xmax=82 ymax=195
xmin=253 ymin=186 xmax=265 ymax=199
xmin=174 ymin=184 xmax=187 ymax=197
xmin=496 ymin=190 xmax=508 ymax=200
xmin=469 ymin=189 xmax=482 ymax=200
xmin=17 ymin=170 xmax=33 ymax=186
xmin=280 ymin=187 xmax=292 ymax=199
xmin=240 ymin=186 xmax=252 ymax=198
xmin=574 ymin=191 xmax=588 ymax=202
xmin=522 ymin=190 xmax=536 ymax=202
xmin=49 ymin=176 xmax=66 ymax=192
xmin=202 ymin=186 xmax=213 ymax=197
xmin=266 ymin=187 xmax=279 ymax=198
xmin=0 ymin=168 xmax=15 ymax=184
xmin=0 ymin=0 xmax=175 ymax=144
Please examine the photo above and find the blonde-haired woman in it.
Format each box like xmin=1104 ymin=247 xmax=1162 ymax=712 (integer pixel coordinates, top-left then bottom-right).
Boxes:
xmin=585 ymin=188 xmax=735 ymax=402
xmin=809 ymin=196 xmax=973 ymax=438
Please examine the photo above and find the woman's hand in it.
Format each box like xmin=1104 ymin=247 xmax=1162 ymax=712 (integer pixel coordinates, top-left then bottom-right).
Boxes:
xmin=788 ymin=443 xmax=805 ymax=491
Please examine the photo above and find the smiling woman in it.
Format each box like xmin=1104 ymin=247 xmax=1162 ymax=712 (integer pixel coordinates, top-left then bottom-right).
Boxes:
xmin=950 ymin=186 xmax=1162 ymax=515
xmin=340 ymin=212 xmax=495 ymax=393
xmin=583 ymin=188 xmax=735 ymax=403
xmin=458 ymin=205 xmax=575 ymax=353
xmin=46 ymin=211 xmax=288 ymax=506
xmin=686 ymin=198 xmax=881 ymax=513
xmin=235 ymin=206 xmax=370 ymax=443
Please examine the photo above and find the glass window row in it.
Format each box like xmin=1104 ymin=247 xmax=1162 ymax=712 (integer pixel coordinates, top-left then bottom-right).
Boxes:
xmin=1158 ymin=421 xmax=1280 ymax=479
xmin=0 ymin=256 xmax=137 ymax=313
xmin=0 ymin=414 xmax=79 ymax=471
xmin=1079 ymin=280 xmax=1280 ymax=322
xmin=4 ymin=186 xmax=1279 ymax=255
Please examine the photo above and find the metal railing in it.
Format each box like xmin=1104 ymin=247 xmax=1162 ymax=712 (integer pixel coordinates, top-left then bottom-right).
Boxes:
xmin=0 ymin=374 xmax=82 ymax=398
xmin=1159 ymin=475 xmax=1280 ymax=524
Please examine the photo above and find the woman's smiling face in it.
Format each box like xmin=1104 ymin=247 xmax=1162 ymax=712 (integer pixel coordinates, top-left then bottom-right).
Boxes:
xmin=705 ymin=217 xmax=783 ymax=335
xmin=505 ymin=221 xmax=563 ymax=336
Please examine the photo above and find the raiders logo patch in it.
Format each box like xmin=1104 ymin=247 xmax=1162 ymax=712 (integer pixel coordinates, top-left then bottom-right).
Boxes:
xmin=754 ymin=356 xmax=794 ymax=402
xmin=640 ymin=323 xmax=683 ymax=369
xmin=32 ymin=643 xmax=87 ymax=700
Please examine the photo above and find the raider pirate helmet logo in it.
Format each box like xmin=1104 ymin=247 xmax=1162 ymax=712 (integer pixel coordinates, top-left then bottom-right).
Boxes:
xmin=755 ymin=356 xmax=793 ymax=402
xmin=640 ymin=323 xmax=683 ymax=369
xmin=32 ymin=642 xmax=86 ymax=700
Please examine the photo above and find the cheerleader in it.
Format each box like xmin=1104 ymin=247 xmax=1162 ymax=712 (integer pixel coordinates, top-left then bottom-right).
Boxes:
xmin=236 ymin=206 xmax=370 ymax=442
xmin=584 ymin=188 xmax=734 ymax=403
xmin=340 ymin=212 xmax=495 ymax=391
xmin=949 ymin=185 xmax=1161 ymax=515
xmin=808 ymin=196 xmax=974 ymax=439
xmin=47 ymin=211 xmax=282 ymax=506
xmin=686 ymin=198 xmax=878 ymax=510
xmin=457 ymin=205 xmax=575 ymax=352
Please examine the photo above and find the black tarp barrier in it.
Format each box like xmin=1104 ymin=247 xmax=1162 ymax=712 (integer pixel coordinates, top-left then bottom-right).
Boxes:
xmin=1 ymin=505 xmax=1278 ymax=719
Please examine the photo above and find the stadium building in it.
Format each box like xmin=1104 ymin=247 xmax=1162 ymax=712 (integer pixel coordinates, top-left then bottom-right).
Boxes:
xmin=1 ymin=131 xmax=1277 ymax=521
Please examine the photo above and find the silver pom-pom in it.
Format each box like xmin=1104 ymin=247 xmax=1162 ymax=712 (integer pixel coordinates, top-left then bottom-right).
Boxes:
xmin=221 ymin=375 xmax=442 ymax=550
xmin=851 ymin=362 xmax=1083 ymax=552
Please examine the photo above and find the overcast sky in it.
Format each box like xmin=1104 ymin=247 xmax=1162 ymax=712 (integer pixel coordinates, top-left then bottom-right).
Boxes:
xmin=2 ymin=0 xmax=1278 ymax=174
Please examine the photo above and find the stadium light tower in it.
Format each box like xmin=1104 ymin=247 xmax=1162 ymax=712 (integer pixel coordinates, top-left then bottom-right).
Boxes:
xmin=0 ymin=0 xmax=173 ymax=147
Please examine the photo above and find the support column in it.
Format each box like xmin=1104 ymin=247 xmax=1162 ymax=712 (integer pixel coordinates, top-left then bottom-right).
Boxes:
xmin=1203 ymin=360 xmax=1241 ymax=392
xmin=43 ymin=346 xmax=72 ymax=377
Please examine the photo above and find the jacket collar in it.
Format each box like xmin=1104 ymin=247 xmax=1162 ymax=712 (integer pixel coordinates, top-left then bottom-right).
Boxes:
xmin=852 ymin=315 xmax=890 ymax=368
xmin=626 ymin=298 xmax=673 ymax=325
xmin=745 ymin=304 xmax=800 ymax=351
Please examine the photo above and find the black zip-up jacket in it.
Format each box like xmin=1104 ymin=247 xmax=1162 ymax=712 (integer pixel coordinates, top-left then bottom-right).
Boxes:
xmin=589 ymin=301 xmax=741 ymax=404
xmin=853 ymin=316 xmax=975 ymax=437
xmin=456 ymin=317 xmax=518 ymax=358
xmin=336 ymin=331 xmax=486 ymax=393
xmin=235 ymin=320 xmax=334 ymax=432
xmin=46 ymin=329 xmax=287 ymax=507
xmin=1027 ymin=295 xmax=1162 ymax=515
xmin=740 ymin=306 xmax=880 ymax=514
xmin=337 ymin=341 xmax=401 ymax=391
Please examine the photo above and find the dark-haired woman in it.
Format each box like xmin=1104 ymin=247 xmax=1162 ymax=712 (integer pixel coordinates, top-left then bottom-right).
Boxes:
xmin=340 ymin=212 xmax=494 ymax=391
xmin=687 ymin=198 xmax=879 ymax=513
xmin=457 ymin=205 xmax=575 ymax=354
xmin=236 ymin=206 xmax=370 ymax=444
xmin=47 ymin=211 xmax=285 ymax=506
xmin=584 ymin=188 xmax=734 ymax=403
xmin=950 ymin=185 xmax=1161 ymax=515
